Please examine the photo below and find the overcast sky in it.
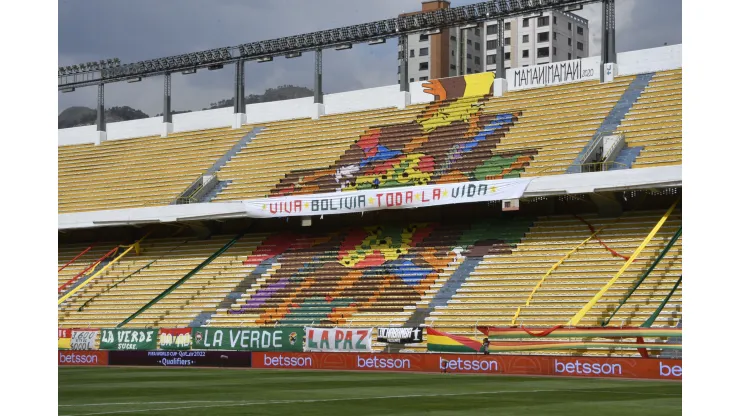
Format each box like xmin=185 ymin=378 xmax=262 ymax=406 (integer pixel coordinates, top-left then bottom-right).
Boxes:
xmin=58 ymin=0 xmax=681 ymax=115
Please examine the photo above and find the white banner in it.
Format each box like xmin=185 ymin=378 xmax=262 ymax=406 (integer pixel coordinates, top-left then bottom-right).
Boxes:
xmin=71 ymin=329 xmax=98 ymax=350
xmin=243 ymin=178 xmax=531 ymax=218
xmin=507 ymin=57 xmax=600 ymax=91
xmin=304 ymin=327 xmax=373 ymax=352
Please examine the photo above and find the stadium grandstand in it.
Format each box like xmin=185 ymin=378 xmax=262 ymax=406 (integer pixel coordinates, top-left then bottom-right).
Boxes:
xmin=56 ymin=0 xmax=683 ymax=414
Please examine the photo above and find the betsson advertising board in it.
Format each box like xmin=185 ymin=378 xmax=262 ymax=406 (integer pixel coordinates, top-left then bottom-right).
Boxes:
xmin=253 ymin=352 xmax=682 ymax=380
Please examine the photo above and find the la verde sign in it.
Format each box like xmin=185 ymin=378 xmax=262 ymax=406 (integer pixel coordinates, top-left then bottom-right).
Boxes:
xmin=191 ymin=327 xmax=304 ymax=351
xmin=100 ymin=329 xmax=157 ymax=351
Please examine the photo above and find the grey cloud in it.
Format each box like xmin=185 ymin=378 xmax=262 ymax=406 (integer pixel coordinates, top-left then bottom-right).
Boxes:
xmin=59 ymin=0 xmax=679 ymax=115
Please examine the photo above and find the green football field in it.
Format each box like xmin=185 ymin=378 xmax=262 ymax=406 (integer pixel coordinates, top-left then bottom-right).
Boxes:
xmin=58 ymin=367 xmax=681 ymax=415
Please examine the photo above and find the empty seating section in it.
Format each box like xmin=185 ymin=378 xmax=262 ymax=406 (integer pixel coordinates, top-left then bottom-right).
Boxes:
xmin=213 ymin=107 xmax=426 ymax=200
xmin=58 ymin=126 xmax=251 ymax=213
xmin=616 ymin=69 xmax=682 ymax=167
xmin=480 ymin=76 xmax=634 ymax=176
xmin=426 ymin=210 xmax=682 ymax=355
xmin=58 ymin=243 xmax=118 ymax=288
xmin=58 ymin=209 xmax=682 ymax=357
xmin=56 ymin=70 xmax=681 ymax=212
xmin=209 ymin=223 xmax=467 ymax=328
xmin=58 ymin=234 xmax=267 ymax=328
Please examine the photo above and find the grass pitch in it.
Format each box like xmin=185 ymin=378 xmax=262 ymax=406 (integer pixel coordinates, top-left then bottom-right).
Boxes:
xmin=59 ymin=367 xmax=680 ymax=415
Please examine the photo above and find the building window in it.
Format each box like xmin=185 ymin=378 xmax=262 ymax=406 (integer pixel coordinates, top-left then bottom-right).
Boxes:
xmin=523 ymin=18 xmax=530 ymax=27
xmin=554 ymin=16 xmax=558 ymax=25
xmin=451 ymin=35 xmax=457 ymax=42
xmin=523 ymin=34 xmax=529 ymax=43
xmin=475 ymin=56 xmax=481 ymax=65
xmin=537 ymin=16 xmax=550 ymax=27
xmin=474 ymin=28 xmax=480 ymax=36
xmin=397 ymin=65 xmax=400 ymax=74
xmin=475 ymin=42 xmax=481 ymax=51
xmin=537 ymin=32 xmax=549 ymax=42
xmin=568 ymin=38 xmax=572 ymax=46
xmin=522 ymin=49 xmax=529 ymax=58
xmin=505 ymin=22 xmax=511 ymax=30
xmin=489 ymin=24 xmax=498 ymax=35
xmin=487 ymin=40 xmax=496 ymax=49
xmin=420 ymin=76 xmax=428 ymax=81
xmin=505 ymin=37 xmax=511 ymax=46
xmin=467 ymin=53 xmax=472 ymax=60
xmin=410 ymin=78 xmax=415 ymax=82
xmin=420 ymin=34 xmax=429 ymax=42
xmin=553 ymin=47 xmax=557 ymax=56
xmin=451 ymin=64 xmax=457 ymax=70
xmin=568 ymin=22 xmax=572 ymax=30
xmin=577 ymin=26 xmax=584 ymax=35
xmin=409 ymin=49 xmax=415 ymax=58
xmin=505 ymin=52 xmax=511 ymax=60
xmin=537 ymin=47 xmax=549 ymax=58
xmin=467 ymin=39 xmax=472 ymax=45
xmin=397 ymin=51 xmax=403 ymax=59
xmin=451 ymin=50 xmax=455 ymax=56
xmin=577 ymin=56 xmax=581 ymax=59
xmin=568 ymin=52 xmax=572 ymax=60
xmin=553 ymin=32 xmax=557 ymax=40
xmin=467 ymin=68 xmax=472 ymax=74
xmin=419 ymin=62 xmax=428 ymax=71
xmin=419 ymin=47 xmax=429 ymax=56
xmin=577 ymin=41 xmax=584 ymax=51
xmin=486 ymin=54 xmax=495 ymax=65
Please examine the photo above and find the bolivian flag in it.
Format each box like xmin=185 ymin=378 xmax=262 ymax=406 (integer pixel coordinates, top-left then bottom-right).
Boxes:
xmin=58 ymin=328 xmax=71 ymax=349
xmin=427 ymin=328 xmax=483 ymax=353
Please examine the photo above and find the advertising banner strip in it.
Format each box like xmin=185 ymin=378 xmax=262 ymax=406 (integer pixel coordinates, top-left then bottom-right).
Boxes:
xmin=242 ymin=179 xmax=531 ymax=218
xmin=159 ymin=328 xmax=192 ymax=351
xmin=477 ymin=326 xmax=682 ymax=339
xmin=506 ymin=57 xmax=601 ymax=91
xmin=108 ymin=350 xmax=252 ymax=368
xmin=253 ymin=352 xmax=682 ymax=380
xmin=190 ymin=327 xmax=304 ymax=352
xmin=71 ymin=329 xmax=99 ymax=350
xmin=304 ymin=327 xmax=373 ymax=352
xmin=58 ymin=350 xmax=108 ymax=366
xmin=377 ymin=327 xmax=424 ymax=344
xmin=100 ymin=329 xmax=158 ymax=351
xmin=58 ymin=328 xmax=72 ymax=350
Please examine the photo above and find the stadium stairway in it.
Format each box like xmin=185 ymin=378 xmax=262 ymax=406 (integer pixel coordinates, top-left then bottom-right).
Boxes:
xmin=615 ymin=69 xmax=683 ymax=168
xmin=566 ymin=73 xmax=655 ymax=173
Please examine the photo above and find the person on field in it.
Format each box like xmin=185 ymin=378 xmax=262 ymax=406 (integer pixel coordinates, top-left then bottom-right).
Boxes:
xmin=482 ymin=337 xmax=490 ymax=355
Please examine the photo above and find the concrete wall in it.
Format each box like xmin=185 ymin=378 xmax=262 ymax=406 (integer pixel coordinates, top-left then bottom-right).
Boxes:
xmin=58 ymin=45 xmax=682 ymax=147
xmin=617 ymin=44 xmax=682 ymax=76
xmin=324 ymin=85 xmax=403 ymax=115
xmin=246 ymin=97 xmax=315 ymax=124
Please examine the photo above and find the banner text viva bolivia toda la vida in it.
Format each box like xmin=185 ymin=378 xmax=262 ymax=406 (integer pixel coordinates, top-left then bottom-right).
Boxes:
xmin=247 ymin=179 xmax=530 ymax=217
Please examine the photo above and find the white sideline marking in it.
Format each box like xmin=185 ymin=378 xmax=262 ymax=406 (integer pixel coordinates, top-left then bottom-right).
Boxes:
xmin=58 ymin=389 xmax=680 ymax=416
xmin=58 ymin=400 xmax=237 ymax=407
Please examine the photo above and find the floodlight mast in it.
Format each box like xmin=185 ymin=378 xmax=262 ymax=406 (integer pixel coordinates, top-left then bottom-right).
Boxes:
xmin=58 ymin=0 xmax=602 ymax=90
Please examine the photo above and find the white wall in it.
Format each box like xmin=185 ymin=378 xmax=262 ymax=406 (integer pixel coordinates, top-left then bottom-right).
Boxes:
xmin=617 ymin=44 xmax=682 ymax=76
xmin=172 ymin=107 xmax=232 ymax=133
xmin=324 ymin=85 xmax=403 ymax=115
xmin=58 ymin=44 xmax=682 ymax=147
xmin=245 ymin=97 xmax=315 ymax=124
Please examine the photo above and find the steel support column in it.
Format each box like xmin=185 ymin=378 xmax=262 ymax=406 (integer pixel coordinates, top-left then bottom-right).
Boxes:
xmin=163 ymin=73 xmax=172 ymax=123
xmin=234 ymin=60 xmax=245 ymax=114
xmin=96 ymin=83 xmax=105 ymax=132
xmin=314 ymin=50 xmax=323 ymax=104
xmin=496 ymin=18 xmax=505 ymax=79
xmin=399 ymin=36 xmax=409 ymax=92
xmin=607 ymin=0 xmax=617 ymax=63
